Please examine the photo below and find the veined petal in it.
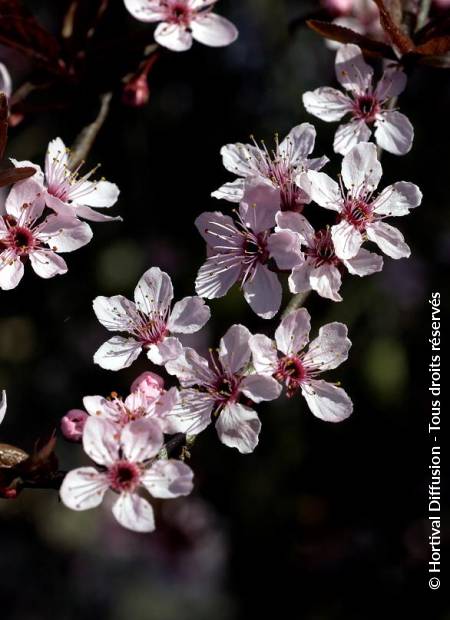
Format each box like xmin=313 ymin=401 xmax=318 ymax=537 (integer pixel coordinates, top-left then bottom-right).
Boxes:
xmin=219 ymin=142 xmax=262 ymax=177
xmin=93 ymin=295 xmax=140 ymax=331
xmin=38 ymin=215 xmax=93 ymax=252
xmin=331 ymin=220 xmax=363 ymax=260
xmin=343 ymin=248 xmax=383 ymax=276
xmin=121 ymin=418 xmax=163 ymax=462
xmin=0 ymin=390 xmax=7 ymax=424
xmin=195 ymin=210 xmax=238 ymax=248
xmin=218 ymin=324 xmax=252 ymax=375
xmin=239 ymin=180 xmax=280 ymax=234
xmin=123 ymin=0 xmax=167 ymax=22
xmin=134 ymin=267 xmax=174 ymax=317
xmin=372 ymin=182 xmax=422 ymax=216
xmin=154 ymin=22 xmax=193 ymax=51
xmin=83 ymin=417 xmax=120 ymax=466
xmin=275 ymin=307 xmax=311 ymax=356
xmin=5 ymin=178 xmax=45 ymax=220
xmin=275 ymin=211 xmax=315 ymax=247
xmin=195 ymin=255 xmax=241 ymax=299
xmin=60 ymin=467 xmax=108 ymax=511
xmin=303 ymin=87 xmax=352 ymax=122
xmin=216 ymin=403 xmax=261 ymax=454
xmin=93 ymin=336 xmax=142 ymax=370
xmin=267 ymin=230 xmax=303 ymax=270
xmin=243 ymin=264 xmax=282 ymax=320
xmin=72 ymin=180 xmax=119 ymax=208
xmin=147 ymin=337 xmax=183 ymax=365
xmin=341 ymin=142 xmax=382 ymax=193
xmin=165 ymin=347 xmax=215 ymax=386
xmin=308 ymin=171 xmax=342 ymax=211
xmin=112 ymin=493 xmax=155 ymax=533
xmin=211 ymin=178 xmax=245 ymax=202
xmin=191 ymin=12 xmax=238 ymax=47
xmin=279 ymin=123 xmax=317 ymax=161
xmin=164 ymin=389 xmax=214 ymax=435
xmin=302 ymin=380 xmax=353 ymax=422
xmin=309 ymin=264 xmax=343 ymax=302
xmin=142 ymin=460 xmax=194 ymax=498
xmin=375 ymin=66 xmax=407 ymax=101
xmin=29 ymin=250 xmax=67 ymax=279
xmin=75 ymin=205 xmax=122 ymax=223
xmin=374 ymin=111 xmax=413 ymax=156
xmin=303 ymin=322 xmax=351 ymax=371
xmin=0 ymin=255 xmax=25 ymax=290
xmin=249 ymin=333 xmax=279 ymax=375
xmin=240 ymin=374 xmax=282 ymax=403
xmin=335 ymin=44 xmax=373 ymax=95
xmin=288 ymin=262 xmax=313 ymax=295
xmin=333 ymin=119 xmax=371 ymax=156
xmin=83 ymin=395 xmax=121 ymax=422
xmin=167 ymin=296 xmax=210 ymax=334
xmin=366 ymin=221 xmax=410 ymax=259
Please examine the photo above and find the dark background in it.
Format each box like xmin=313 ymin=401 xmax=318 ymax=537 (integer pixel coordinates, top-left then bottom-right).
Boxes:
xmin=0 ymin=1 xmax=449 ymax=618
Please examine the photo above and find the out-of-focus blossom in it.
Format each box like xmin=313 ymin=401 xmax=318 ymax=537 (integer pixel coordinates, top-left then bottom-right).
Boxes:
xmin=303 ymin=45 xmax=414 ymax=156
xmin=60 ymin=417 xmax=194 ymax=532
xmin=123 ymin=0 xmax=238 ymax=52
xmin=0 ymin=63 xmax=12 ymax=98
xmin=0 ymin=390 xmax=6 ymax=424
xmin=0 ymin=179 xmax=93 ymax=290
xmin=60 ymin=409 xmax=88 ymax=442
xmin=212 ymin=123 xmax=328 ymax=210
xmin=250 ymin=308 xmax=353 ymax=422
xmin=322 ymin=0 xmax=383 ymax=48
xmin=122 ymin=73 xmax=150 ymax=107
xmin=306 ymin=142 xmax=422 ymax=260
xmin=12 ymin=138 xmax=121 ymax=223
xmin=276 ymin=213 xmax=383 ymax=302
xmin=196 ymin=181 xmax=302 ymax=319
xmin=93 ymin=267 xmax=211 ymax=370
xmin=131 ymin=371 xmax=165 ymax=399
xmin=165 ymin=324 xmax=282 ymax=453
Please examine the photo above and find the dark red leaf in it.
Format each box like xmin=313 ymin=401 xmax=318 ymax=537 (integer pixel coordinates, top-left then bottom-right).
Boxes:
xmin=306 ymin=20 xmax=396 ymax=58
xmin=371 ymin=0 xmax=416 ymax=53
xmin=0 ymin=166 xmax=36 ymax=188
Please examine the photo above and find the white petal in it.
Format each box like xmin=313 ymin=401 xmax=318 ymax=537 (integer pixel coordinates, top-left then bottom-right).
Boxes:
xmin=288 ymin=262 xmax=313 ymax=295
xmin=374 ymin=111 xmax=414 ymax=156
xmin=46 ymin=137 xmax=69 ymax=171
xmin=366 ymin=221 xmax=410 ymax=259
xmin=215 ymin=403 xmax=261 ymax=454
xmin=218 ymin=324 xmax=252 ymax=374
xmin=275 ymin=211 xmax=315 ymax=247
xmin=112 ymin=493 xmax=155 ymax=533
xmin=302 ymin=87 xmax=352 ymax=122
xmin=5 ymin=178 xmax=45 ymax=220
xmin=93 ymin=295 xmax=139 ymax=331
xmin=0 ymin=255 xmax=24 ymax=290
xmin=38 ymin=215 xmax=93 ymax=252
xmin=93 ymin=336 xmax=142 ymax=370
xmin=239 ymin=180 xmax=280 ymax=234
xmin=195 ymin=255 xmax=241 ymax=299
xmin=243 ymin=264 xmax=282 ymax=319
xmin=195 ymin=210 xmax=238 ymax=248
xmin=333 ymin=119 xmax=371 ymax=156
xmin=335 ymin=44 xmax=373 ymax=95
xmin=154 ymin=22 xmax=193 ymax=51
xmin=60 ymin=467 xmax=108 ymax=511
xmin=331 ymin=220 xmax=363 ymax=260
xmin=82 ymin=417 xmax=119 ymax=466
xmin=303 ymin=322 xmax=351 ymax=371
xmin=219 ymin=143 xmax=262 ymax=177
xmin=134 ymin=267 xmax=173 ymax=317
xmin=0 ymin=390 xmax=6 ymax=424
xmin=375 ymin=66 xmax=407 ymax=101
xmin=279 ymin=122 xmax=316 ymax=161
xmin=29 ymin=250 xmax=67 ymax=279
xmin=121 ymin=418 xmax=163 ymax=462
xmin=165 ymin=347 xmax=215 ymax=386
xmin=249 ymin=334 xmax=279 ymax=375
xmin=75 ymin=205 xmax=122 ymax=222
xmin=76 ymin=180 xmax=120 ymax=208
xmin=167 ymin=296 xmax=210 ymax=334
xmin=275 ymin=307 xmax=311 ymax=355
xmin=191 ymin=12 xmax=238 ymax=47
xmin=372 ymin=182 xmax=422 ymax=216
xmin=309 ymin=264 xmax=343 ymax=302
xmin=164 ymin=389 xmax=214 ymax=435
xmin=341 ymin=142 xmax=382 ymax=193
xmin=240 ymin=374 xmax=282 ymax=403
xmin=343 ymin=248 xmax=383 ymax=276
xmin=123 ymin=0 xmax=167 ymax=22
xmin=308 ymin=171 xmax=342 ymax=211
xmin=211 ymin=178 xmax=245 ymax=202
xmin=83 ymin=395 xmax=121 ymax=422
xmin=267 ymin=230 xmax=303 ymax=270
xmin=302 ymin=380 xmax=353 ymax=422
xmin=142 ymin=460 xmax=194 ymax=498
xmin=147 ymin=337 xmax=183 ymax=365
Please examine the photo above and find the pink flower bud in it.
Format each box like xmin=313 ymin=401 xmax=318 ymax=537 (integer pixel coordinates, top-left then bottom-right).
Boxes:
xmin=122 ymin=74 xmax=150 ymax=108
xmin=131 ymin=371 xmax=164 ymax=400
xmin=322 ymin=0 xmax=353 ymax=15
xmin=61 ymin=409 xmax=88 ymax=442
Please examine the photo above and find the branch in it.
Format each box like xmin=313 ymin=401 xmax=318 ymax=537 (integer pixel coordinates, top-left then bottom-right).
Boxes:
xmin=281 ymin=291 xmax=311 ymax=319
xmin=68 ymin=91 xmax=112 ymax=168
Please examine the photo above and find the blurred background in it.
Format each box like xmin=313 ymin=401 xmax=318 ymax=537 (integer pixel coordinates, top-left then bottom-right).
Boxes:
xmin=0 ymin=0 xmax=449 ymax=618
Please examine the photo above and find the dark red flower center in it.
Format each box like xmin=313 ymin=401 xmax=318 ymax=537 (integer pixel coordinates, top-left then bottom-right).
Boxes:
xmin=108 ymin=460 xmax=141 ymax=492
xmin=7 ymin=225 xmax=36 ymax=255
xmin=342 ymin=198 xmax=373 ymax=231
xmin=353 ymin=95 xmax=380 ymax=123
xmin=275 ymin=355 xmax=307 ymax=396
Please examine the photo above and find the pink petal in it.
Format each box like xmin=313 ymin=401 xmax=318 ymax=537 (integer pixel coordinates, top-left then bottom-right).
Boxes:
xmin=5 ymin=179 xmax=45 ymax=221
xmin=374 ymin=111 xmax=414 ymax=156
xmin=215 ymin=403 xmax=261 ymax=454
xmin=195 ymin=210 xmax=238 ymax=249
xmin=167 ymin=296 xmax=210 ymax=334
xmin=341 ymin=142 xmax=382 ymax=193
xmin=29 ymin=249 xmax=67 ymax=279
xmin=375 ymin=66 xmax=407 ymax=100
xmin=163 ymin=389 xmax=214 ymax=435
xmin=243 ymin=263 xmax=282 ymax=319
xmin=240 ymin=374 xmax=282 ymax=402
xmin=93 ymin=336 xmax=142 ymax=370
xmin=303 ymin=87 xmax=352 ymax=122
xmin=372 ymin=182 xmax=422 ymax=216
xmin=123 ymin=0 xmax=167 ymax=22
xmin=309 ymin=263 xmax=343 ymax=302
xmin=366 ymin=221 xmax=410 ymax=259
xmin=308 ymin=171 xmax=342 ymax=211
xmin=303 ymin=322 xmax=351 ymax=371
xmin=343 ymin=248 xmax=383 ymax=276
xmin=218 ymin=324 xmax=252 ymax=374
xmin=74 ymin=180 xmax=119 ymax=208
xmin=112 ymin=493 xmax=155 ymax=532
xmin=0 ymin=390 xmax=6 ymax=424
xmin=219 ymin=143 xmax=262 ymax=177
xmin=279 ymin=122 xmax=317 ymax=161
xmin=195 ymin=255 xmax=241 ymax=299
xmin=239 ymin=180 xmax=280 ymax=234
xmin=121 ymin=418 xmax=163 ymax=462
xmin=0 ymin=255 xmax=24 ymax=290
xmin=60 ymin=467 xmax=108 ymax=511
xmin=275 ymin=211 xmax=315 ymax=247
xmin=267 ymin=230 xmax=303 ymax=270
xmin=288 ymin=262 xmax=313 ymax=295
xmin=335 ymin=44 xmax=373 ymax=95
xmin=331 ymin=220 xmax=363 ymax=260
xmin=83 ymin=395 xmax=121 ymax=422
xmin=154 ymin=22 xmax=193 ymax=51
xmin=93 ymin=294 xmax=139 ymax=331
xmin=165 ymin=347 xmax=215 ymax=386
xmin=83 ymin=417 xmax=120 ymax=466
xmin=146 ymin=336 xmax=183 ymax=365
xmin=249 ymin=333 xmax=279 ymax=375
xmin=142 ymin=459 xmax=194 ymax=498
xmin=275 ymin=307 xmax=311 ymax=356
xmin=333 ymin=119 xmax=371 ymax=156
xmin=38 ymin=215 xmax=93 ymax=252
xmin=302 ymin=379 xmax=353 ymax=422
xmin=211 ymin=178 xmax=245 ymax=202
xmin=134 ymin=267 xmax=174 ymax=317
xmin=191 ymin=12 xmax=238 ymax=47
xmin=75 ymin=205 xmax=122 ymax=223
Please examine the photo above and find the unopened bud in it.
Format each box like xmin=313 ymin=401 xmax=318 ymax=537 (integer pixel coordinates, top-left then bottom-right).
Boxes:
xmin=122 ymin=74 xmax=150 ymax=108
xmin=61 ymin=409 xmax=88 ymax=442
xmin=131 ymin=371 xmax=164 ymax=399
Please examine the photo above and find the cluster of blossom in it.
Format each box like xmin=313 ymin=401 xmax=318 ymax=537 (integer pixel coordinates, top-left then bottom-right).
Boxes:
xmin=0 ymin=138 xmax=120 ymax=290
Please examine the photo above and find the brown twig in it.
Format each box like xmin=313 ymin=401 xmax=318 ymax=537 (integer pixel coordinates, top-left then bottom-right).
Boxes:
xmin=69 ymin=91 xmax=112 ymax=168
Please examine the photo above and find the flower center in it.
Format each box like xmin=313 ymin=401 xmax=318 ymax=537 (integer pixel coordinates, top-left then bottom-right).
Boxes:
xmin=353 ymin=95 xmax=380 ymax=123
xmin=108 ymin=460 xmax=141 ymax=492
xmin=307 ymin=229 xmax=340 ymax=266
xmin=168 ymin=2 xmax=192 ymax=24
xmin=243 ymin=232 xmax=269 ymax=264
xmin=6 ymin=225 xmax=36 ymax=255
xmin=138 ymin=316 xmax=169 ymax=346
xmin=275 ymin=355 xmax=307 ymax=396
xmin=342 ymin=197 xmax=373 ymax=231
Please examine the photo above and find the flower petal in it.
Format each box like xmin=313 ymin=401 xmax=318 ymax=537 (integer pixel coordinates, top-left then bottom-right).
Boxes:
xmin=374 ymin=111 xmax=413 ymax=156
xmin=165 ymin=347 xmax=215 ymax=386
xmin=5 ymin=178 xmax=45 ymax=220
xmin=93 ymin=295 xmax=139 ymax=331
xmin=219 ymin=143 xmax=262 ymax=177
xmin=243 ymin=263 xmax=282 ymax=319
xmin=215 ymin=403 xmax=261 ymax=454
xmin=121 ymin=418 xmax=163 ymax=462
xmin=142 ymin=460 xmax=194 ymax=498
xmin=167 ymin=296 xmax=210 ymax=334
xmin=123 ymin=0 xmax=167 ymax=22
xmin=341 ymin=142 xmax=382 ymax=193
xmin=302 ymin=87 xmax=352 ymax=122
xmin=375 ymin=66 xmax=407 ymax=101
xmin=191 ymin=12 xmax=238 ymax=47
xmin=0 ymin=254 xmax=24 ymax=290
xmin=308 ymin=171 xmax=342 ymax=211
xmin=372 ymin=181 xmax=422 ymax=216
xmin=164 ymin=389 xmax=214 ymax=435
xmin=240 ymin=374 xmax=282 ymax=402
xmin=279 ymin=122 xmax=316 ymax=161
xmin=154 ymin=22 xmax=193 ymax=51
xmin=335 ymin=44 xmax=373 ymax=95
xmin=288 ymin=262 xmax=313 ymax=295
xmin=75 ymin=180 xmax=120 ymax=208
xmin=275 ymin=307 xmax=311 ymax=356
xmin=275 ymin=211 xmax=315 ymax=247
xmin=83 ymin=395 xmax=121 ymax=422
xmin=267 ymin=230 xmax=303 ymax=270
xmin=218 ymin=324 xmax=252 ymax=374
xmin=0 ymin=390 xmax=7 ymax=424
xmin=83 ymin=417 xmax=119 ymax=466
xmin=147 ymin=337 xmax=183 ymax=365
xmin=366 ymin=221 xmax=410 ymax=259
xmin=93 ymin=336 xmax=142 ymax=371
xmin=38 ymin=215 xmax=93 ymax=252
xmin=303 ymin=322 xmax=351 ymax=371
xmin=333 ymin=119 xmax=371 ymax=156
xmin=60 ymin=467 xmax=108 ymax=511
xmin=302 ymin=380 xmax=353 ymax=422
xmin=343 ymin=248 xmax=383 ymax=276
xmin=134 ymin=267 xmax=173 ymax=317
xmin=211 ymin=178 xmax=245 ymax=202
xmin=331 ymin=220 xmax=363 ymax=260
xmin=309 ymin=264 xmax=343 ymax=302
xmin=112 ymin=493 xmax=155 ymax=532
xmin=75 ymin=205 xmax=122 ymax=222
xmin=249 ymin=333 xmax=279 ymax=375
xmin=29 ymin=250 xmax=67 ymax=279
xmin=239 ymin=180 xmax=280 ymax=234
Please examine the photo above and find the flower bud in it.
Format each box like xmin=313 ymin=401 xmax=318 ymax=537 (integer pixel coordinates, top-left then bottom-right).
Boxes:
xmin=122 ymin=74 xmax=150 ymax=108
xmin=61 ymin=409 xmax=88 ymax=442
xmin=131 ymin=371 xmax=164 ymax=399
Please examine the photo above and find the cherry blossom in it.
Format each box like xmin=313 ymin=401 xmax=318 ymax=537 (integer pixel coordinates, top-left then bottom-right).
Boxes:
xmin=196 ymin=180 xmax=303 ymax=319
xmin=123 ymin=0 xmax=238 ymax=52
xmin=0 ymin=390 xmax=6 ymax=425
xmin=93 ymin=266 xmax=211 ymax=370
xmin=165 ymin=324 xmax=282 ymax=453
xmin=303 ymin=44 xmax=414 ymax=156
xmin=60 ymin=410 xmax=88 ymax=442
xmin=322 ymin=1 xmax=384 ymax=49
xmin=276 ymin=212 xmax=383 ymax=302
xmin=212 ymin=123 xmax=328 ymax=210
xmin=13 ymin=137 xmax=121 ymax=223
xmin=0 ymin=179 xmax=93 ymax=290
xmin=249 ymin=308 xmax=353 ymax=422
xmin=0 ymin=63 xmax=12 ymax=98
xmin=80 ymin=374 xmax=178 ymax=432
xmin=60 ymin=417 xmax=194 ymax=532
xmin=306 ymin=142 xmax=422 ymax=261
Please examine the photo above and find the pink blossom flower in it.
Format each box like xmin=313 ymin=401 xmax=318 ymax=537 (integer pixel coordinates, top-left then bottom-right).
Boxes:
xmin=250 ymin=308 xmax=353 ymax=422
xmin=13 ymin=137 xmax=121 ymax=223
xmin=60 ymin=417 xmax=194 ymax=532
xmin=196 ymin=181 xmax=303 ymax=319
xmin=0 ymin=179 xmax=93 ymax=290
xmin=165 ymin=324 xmax=282 ymax=453
xmin=0 ymin=63 xmax=12 ymax=98
xmin=306 ymin=142 xmax=422 ymax=261
xmin=93 ymin=266 xmax=211 ymax=370
xmin=0 ymin=390 xmax=6 ymax=425
xmin=303 ymin=44 xmax=414 ymax=156
xmin=323 ymin=1 xmax=384 ymax=48
xmin=212 ymin=123 xmax=328 ymax=210
xmin=130 ymin=371 xmax=165 ymax=399
xmin=276 ymin=211 xmax=383 ymax=302
xmin=81 ymin=380 xmax=178 ymax=432
xmin=60 ymin=409 xmax=88 ymax=442
xmin=123 ymin=0 xmax=238 ymax=52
